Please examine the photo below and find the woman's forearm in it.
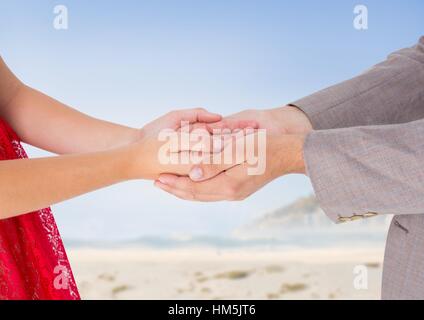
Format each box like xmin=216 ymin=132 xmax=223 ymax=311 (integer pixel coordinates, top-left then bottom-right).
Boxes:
xmin=0 ymin=144 xmax=136 ymax=220
xmin=1 ymin=84 xmax=140 ymax=154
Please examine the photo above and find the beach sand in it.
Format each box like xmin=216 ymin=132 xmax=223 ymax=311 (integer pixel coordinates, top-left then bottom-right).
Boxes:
xmin=67 ymin=247 xmax=384 ymax=300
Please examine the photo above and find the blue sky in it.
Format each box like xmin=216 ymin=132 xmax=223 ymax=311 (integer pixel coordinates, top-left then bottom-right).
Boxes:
xmin=0 ymin=0 xmax=422 ymax=241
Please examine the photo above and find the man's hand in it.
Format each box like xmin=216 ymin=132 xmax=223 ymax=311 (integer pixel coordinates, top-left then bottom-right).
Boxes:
xmin=185 ymin=105 xmax=312 ymax=181
xmin=154 ymin=132 xmax=307 ymax=201
xmin=153 ymin=106 xmax=312 ymax=200
xmin=207 ymin=106 xmax=312 ymax=135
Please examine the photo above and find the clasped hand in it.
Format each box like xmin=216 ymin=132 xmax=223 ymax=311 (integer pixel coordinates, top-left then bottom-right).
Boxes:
xmin=127 ymin=106 xmax=312 ymax=201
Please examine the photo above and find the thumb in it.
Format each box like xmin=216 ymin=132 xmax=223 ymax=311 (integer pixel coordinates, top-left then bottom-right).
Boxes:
xmin=189 ymin=166 xmax=206 ymax=181
xmin=189 ymin=159 xmax=242 ymax=182
xmin=189 ymin=163 xmax=230 ymax=182
xmin=189 ymin=131 xmax=252 ymax=181
xmin=207 ymin=119 xmax=259 ymax=132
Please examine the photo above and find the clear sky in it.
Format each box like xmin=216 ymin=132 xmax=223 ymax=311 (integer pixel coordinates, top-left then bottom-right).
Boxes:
xmin=0 ymin=0 xmax=422 ymax=241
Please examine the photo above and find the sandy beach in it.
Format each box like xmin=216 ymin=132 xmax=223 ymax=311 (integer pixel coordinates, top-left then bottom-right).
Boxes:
xmin=67 ymin=246 xmax=384 ymax=300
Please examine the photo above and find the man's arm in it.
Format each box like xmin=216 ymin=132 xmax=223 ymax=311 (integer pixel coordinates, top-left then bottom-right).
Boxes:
xmin=156 ymin=117 xmax=424 ymax=225
xmin=290 ymin=36 xmax=424 ymax=129
xmin=304 ymin=118 xmax=424 ymax=223
xmin=152 ymin=37 xmax=424 ymax=215
xmin=0 ymin=56 xmax=139 ymax=154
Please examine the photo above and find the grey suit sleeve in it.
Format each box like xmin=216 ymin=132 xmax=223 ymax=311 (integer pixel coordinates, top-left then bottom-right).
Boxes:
xmin=305 ymin=119 xmax=424 ymax=223
xmin=291 ymin=37 xmax=424 ymax=129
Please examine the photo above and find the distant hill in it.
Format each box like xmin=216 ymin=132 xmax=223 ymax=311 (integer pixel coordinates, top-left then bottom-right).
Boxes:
xmin=233 ymin=195 xmax=391 ymax=245
xmin=64 ymin=195 xmax=392 ymax=249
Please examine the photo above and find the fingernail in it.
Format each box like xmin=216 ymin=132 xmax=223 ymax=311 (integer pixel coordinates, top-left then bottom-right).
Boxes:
xmin=157 ymin=177 xmax=167 ymax=185
xmin=189 ymin=167 xmax=203 ymax=181
xmin=158 ymin=175 xmax=173 ymax=185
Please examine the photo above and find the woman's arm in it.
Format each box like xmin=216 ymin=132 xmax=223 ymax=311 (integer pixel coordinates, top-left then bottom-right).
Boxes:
xmin=0 ymin=107 xmax=221 ymax=220
xmin=0 ymin=56 xmax=139 ymax=154
xmin=0 ymin=145 xmax=134 ymax=219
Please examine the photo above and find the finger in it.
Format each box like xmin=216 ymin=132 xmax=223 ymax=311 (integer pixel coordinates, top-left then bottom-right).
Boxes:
xmin=207 ymin=119 xmax=259 ymax=132
xmin=188 ymin=162 xmax=237 ymax=182
xmin=186 ymin=127 xmax=219 ymax=153
xmin=189 ymin=122 xmax=209 ymax=131
xmin=154 ymin=180 xmax=194 ymax=200
xmin=174 ymin=126 xmax=229 ymax=153
xmin=157 ymin=164 xmax=251 ymax=201
xmin=154 ymin=176 xmax=225 ymax=201
xmin=222 ymin=162 xmax=251 ymax=178
xmin=176 ymin=108 xmax=222 ymax=124
xmin=160 ymin=163 xmax=250 ymax=189
xmin=159 ymin=128 xmax=257 ymax=177
xmin=188 ymin=132 xmax=257 ymax=181
xmin=175 ymin=130 xmax=215 ymax=153
xmin=176 ymin=122 xmax=210 ymax=133
xmin=196 ymin=110 xmax=223 ymax=123
xmin=157 ymin=174 xmax=203 ymax=195
xmin=175 ymin=121 xmax=255 ymax=153
xmin=156 ymin=174 xmax=229 ymax=201
xmin=190 ymin=129 xmax=240 ymax=153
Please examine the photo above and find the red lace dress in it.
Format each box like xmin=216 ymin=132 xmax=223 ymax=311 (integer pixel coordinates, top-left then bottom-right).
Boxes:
xmin=0 ymin=118 xmax=80 ymax=300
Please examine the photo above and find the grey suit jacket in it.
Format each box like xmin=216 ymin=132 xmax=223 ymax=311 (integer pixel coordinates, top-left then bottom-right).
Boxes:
xmin=290 ymin=36 xmax=424 ymax=299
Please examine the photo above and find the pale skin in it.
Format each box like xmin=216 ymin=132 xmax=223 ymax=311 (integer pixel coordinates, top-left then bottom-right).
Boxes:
xmin=0 ymin=56 xmax=313 ymax=218
xmin=0 ymin=57 xmax=222 ymax=219
xmin=155 ymin=107 xmax=313 ymax=201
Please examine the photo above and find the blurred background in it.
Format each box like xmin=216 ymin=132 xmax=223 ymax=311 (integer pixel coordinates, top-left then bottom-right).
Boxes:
xmin=0 ymin=0 xmax=422 ymax=299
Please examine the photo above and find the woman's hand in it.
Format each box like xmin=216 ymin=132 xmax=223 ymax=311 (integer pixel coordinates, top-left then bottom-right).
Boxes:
xmin=126 ymin=108 xmax=223 ymax=180
xmin=154 ymin=132 xmax=307 ymax=201
xmin=153 ymin=106 xmax=312 ymax=201
xmin=0 ymin=107 xmax=222 ymax=219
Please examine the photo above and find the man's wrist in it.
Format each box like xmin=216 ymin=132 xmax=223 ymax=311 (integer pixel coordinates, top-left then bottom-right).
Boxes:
xmin=289 ymin=134 xmax=307 ymax=174
xmin=273 ymin=134 xmax=307 ymax=176
xmin=267 ymin=134 xmax=307 ymax=179
xmin=267 ymin=105 xmax=313 ymax=135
